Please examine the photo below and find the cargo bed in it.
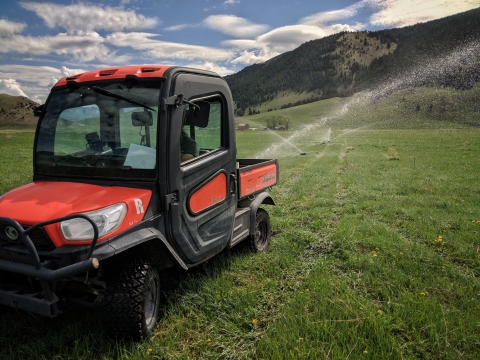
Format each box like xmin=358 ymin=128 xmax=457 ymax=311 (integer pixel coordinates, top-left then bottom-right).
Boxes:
xmin=236 ymin=159 xmax=279 ymax=200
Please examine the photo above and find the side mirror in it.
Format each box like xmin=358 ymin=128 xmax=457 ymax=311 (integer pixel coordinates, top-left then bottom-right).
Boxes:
xmin=33 ymin=104 xmax=44 ymax=117
xmin=132 ymin=111 xmax=153 ymax=127
xmin=184 ymin=101 xmax=210 ymax=128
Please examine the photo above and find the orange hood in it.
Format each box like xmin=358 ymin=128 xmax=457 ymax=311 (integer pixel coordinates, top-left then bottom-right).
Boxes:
xmin=0 ymin=181 xmax=152 ymax=246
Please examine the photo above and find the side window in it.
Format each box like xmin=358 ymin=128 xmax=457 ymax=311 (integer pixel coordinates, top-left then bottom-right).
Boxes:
xmin=181 ymin=97 xmax=222 ymax=163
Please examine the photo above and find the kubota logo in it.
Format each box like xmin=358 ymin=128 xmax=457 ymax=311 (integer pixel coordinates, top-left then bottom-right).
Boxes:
xmin=5 ymin=226 xmax=18 ymax=241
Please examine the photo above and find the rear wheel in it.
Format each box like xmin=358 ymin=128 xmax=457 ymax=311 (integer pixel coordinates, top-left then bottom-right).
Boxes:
xmin=249 ymin=208 xmax=271 ymax=252
xmin=102 ymin=258 xmax=160 ymax=340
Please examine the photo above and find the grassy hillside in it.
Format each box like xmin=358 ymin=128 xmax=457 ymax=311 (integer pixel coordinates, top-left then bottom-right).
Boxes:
xmin=226 ymin=8 xmax=480 ymax=113
xmin=0 ymin=94 xmax=39 ymax=126
xmin=1 ymin=86 xmax=479 ymax=359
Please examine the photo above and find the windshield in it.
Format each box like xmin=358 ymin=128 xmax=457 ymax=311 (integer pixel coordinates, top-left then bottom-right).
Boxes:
xmin=35 ymin=81 xmax=161 ymax=180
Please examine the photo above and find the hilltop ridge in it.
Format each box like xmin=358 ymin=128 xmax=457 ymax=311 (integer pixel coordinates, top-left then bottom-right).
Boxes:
xmin=225 ymin=8 xmax=480 ymax=114
xmin=0 ymin=94 xmax=39 ymax=126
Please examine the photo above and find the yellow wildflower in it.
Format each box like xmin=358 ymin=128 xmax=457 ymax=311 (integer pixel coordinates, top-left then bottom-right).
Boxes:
xmin=420 ymin=292 xmax=426 ymax=296
xmin=299 ymin=337 xmax=304 ymax=341
xmin=252 ymin=319 xmax=257 ymax=325
xmin=363 ymin=349 xmax=368 ymax=354
xmin=377 ymin=310 xmax=383 ymax=315
xmin=207 ymin=338 xmax=211 ymax=343
xmin=146 ymin=348 xmax=153 ymax=355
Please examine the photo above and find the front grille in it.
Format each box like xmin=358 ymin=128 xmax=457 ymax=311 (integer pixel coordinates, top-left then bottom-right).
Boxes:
xmin=0 ymin=222 xmax=55 ymax=250
xmin=0 ymin=248 xmax=32 ymax=265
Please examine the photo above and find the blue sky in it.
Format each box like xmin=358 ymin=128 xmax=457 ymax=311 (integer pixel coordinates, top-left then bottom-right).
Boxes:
xmin=0 ymin=0 xmax=478 ymax=102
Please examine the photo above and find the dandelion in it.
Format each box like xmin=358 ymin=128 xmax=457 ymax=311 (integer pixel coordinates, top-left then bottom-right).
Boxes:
xmin=377 ymin=309 xmax=383 ymax=315
xmin=375 ymin=247 xmax=379 ymax=251
xmin=363 ymin=349 xmax=368 ymax=354
xmin=399 ymin=252 xmax=403 ymax=255
xmin=252 ymin=319 xmax=257 ymax=325
xmin=437 ymin=235 xmax=443 ymax=242
xmin=420 ymin=292 xmax=426 ymax=296
xmin=207 ymin=338 xmax=211 ymax=343
xmin=299 ymin=337 xmax=304 ymax=341
xmin=146 ymin=348 xmax=153 ymax=355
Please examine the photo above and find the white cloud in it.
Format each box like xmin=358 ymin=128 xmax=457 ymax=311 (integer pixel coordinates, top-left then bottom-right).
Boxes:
xmin=300 ymin=1 xmax=369 ymax=25
xmin=60 ymin=66 xmax=85 ymax=78
xmin=0 ymin=34 xmax=102 ymax=61
xmin=185 ymin=61 xmax=236 ymax=76
xmin=225 ymin=24 xmax=348 ymax=64
xmin=164 ymin=24 xmax=196 ymax=31
xmin=0 ymin=79 xmax=28 ymax=97
xmin=369 ymin=0 xmax=480 ymax=28
xmin=20 ymin=1 xmax=158 ymax=34
xmin=0 ymin=65 xmax=86 ymax=102
xmin=0 ymin=33 xmax=132 ymax=63
xmin=0 ymin=19 xmax=27 ymax=36
xmin=203 ymin=15 xmax=269 ymax=38
xmin=106 ymin=32 xmax=235 ymax=61
xmin=223 ymin=0 xmax=241 ymax=7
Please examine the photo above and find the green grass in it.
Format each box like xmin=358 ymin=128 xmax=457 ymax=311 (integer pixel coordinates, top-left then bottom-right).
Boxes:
xmin=1 ymin=86 xmax=480 ymax=359
xmin=0 ymin=127 xmax=35 ymax=195
xmin=256 ymin=91 xmax=320 ymax=113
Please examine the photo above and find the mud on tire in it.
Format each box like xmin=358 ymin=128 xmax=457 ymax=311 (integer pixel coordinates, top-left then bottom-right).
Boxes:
xmin=102 ymin=258 xmax=160 ymax=340
xmin=249 ymin=208 xmax=271 ymax=252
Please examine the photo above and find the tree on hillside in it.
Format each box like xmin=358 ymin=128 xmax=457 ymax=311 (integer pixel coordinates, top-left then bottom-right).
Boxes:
xmin=266 ymin=115 xmax=292 ymax=130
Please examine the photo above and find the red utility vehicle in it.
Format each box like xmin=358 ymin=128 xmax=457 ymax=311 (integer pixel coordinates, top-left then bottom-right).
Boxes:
xmin=0 ymin=65 xmax=278 ymax=339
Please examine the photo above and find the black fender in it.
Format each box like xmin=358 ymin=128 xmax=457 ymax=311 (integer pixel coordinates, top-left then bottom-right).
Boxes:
xmin=239 ymin=191 xmax=275 ymax=235
xmin=92 ymin=228 xmax=188 ymax=270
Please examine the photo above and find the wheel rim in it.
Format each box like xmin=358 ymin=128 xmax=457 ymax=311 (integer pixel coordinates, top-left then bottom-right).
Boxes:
xmin=144 ymin=276 xmax=158 ymax=326
xmin=255 ymin=220 xmax=268 ymax=248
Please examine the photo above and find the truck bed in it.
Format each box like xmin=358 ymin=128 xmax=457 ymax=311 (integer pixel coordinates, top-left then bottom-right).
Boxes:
xmin=237 ymin=159 xmax=278 ymax=200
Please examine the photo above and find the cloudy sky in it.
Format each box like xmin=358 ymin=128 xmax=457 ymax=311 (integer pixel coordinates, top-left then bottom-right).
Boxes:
xmin=0 ymin=0 xmax=478 ymax=102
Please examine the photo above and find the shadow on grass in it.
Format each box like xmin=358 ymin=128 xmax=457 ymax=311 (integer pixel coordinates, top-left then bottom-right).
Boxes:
xmin=0 ymin=245 xmax=254 ymax=360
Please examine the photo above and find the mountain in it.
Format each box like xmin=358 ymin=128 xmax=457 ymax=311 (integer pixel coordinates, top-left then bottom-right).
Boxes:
xmin=0 ymin=94 xmax=39 ymax=126
xmin=225 ymin=8 xmax=480 ymax=115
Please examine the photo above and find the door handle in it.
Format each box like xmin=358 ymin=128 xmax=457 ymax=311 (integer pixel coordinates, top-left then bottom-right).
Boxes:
xmin=229 ymin=174 xmax=236 ymax=195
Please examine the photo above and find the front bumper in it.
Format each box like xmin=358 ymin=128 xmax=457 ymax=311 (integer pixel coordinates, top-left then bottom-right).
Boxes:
xmin=0 ymin=215 xmax=99 ymax=317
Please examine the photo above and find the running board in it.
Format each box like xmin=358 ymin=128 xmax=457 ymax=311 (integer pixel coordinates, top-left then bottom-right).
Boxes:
xmin=230 ymin=207 xmax=250 ymax=247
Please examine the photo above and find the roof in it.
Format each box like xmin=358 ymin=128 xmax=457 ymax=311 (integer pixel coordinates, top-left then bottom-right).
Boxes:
xmin=54 ymin=65 xmax=171 ymax=87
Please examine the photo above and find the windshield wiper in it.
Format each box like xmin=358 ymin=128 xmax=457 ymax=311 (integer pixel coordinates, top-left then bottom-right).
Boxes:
xmin=92 ymin=86 xmax=156 ymax=112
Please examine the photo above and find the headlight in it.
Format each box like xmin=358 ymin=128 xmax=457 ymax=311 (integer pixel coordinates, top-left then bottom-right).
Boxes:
xmin=61 ymin=203 xmax=127 ymax=241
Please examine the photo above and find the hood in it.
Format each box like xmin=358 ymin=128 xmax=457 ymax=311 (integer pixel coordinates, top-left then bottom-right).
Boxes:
xmin=0 ymin=181 xmax=152 ymax=225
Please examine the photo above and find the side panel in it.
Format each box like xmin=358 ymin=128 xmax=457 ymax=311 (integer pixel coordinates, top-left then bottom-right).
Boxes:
xmin=238 ymin=159 xmax=278 ymax=199
xmin=188 ymin=172 xmax=228 ymax=214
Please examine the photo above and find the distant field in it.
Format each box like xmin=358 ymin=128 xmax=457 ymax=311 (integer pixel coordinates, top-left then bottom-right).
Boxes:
xmin=1 ymin=86 xmax=479 ymax=359
xmin=255 ymin=91 xmax=321 ymax=113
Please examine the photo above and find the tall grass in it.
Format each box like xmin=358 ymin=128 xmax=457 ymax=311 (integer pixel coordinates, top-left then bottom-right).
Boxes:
xmin=0 ymin=87 xmax=479 ymax=359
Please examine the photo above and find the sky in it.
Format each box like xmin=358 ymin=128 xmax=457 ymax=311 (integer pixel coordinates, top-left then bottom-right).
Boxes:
xmin=0 ymin=0 xmax=479 ymax=102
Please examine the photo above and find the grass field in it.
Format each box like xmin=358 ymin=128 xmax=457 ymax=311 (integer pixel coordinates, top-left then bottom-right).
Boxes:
xmin=1 ymin=86 xmax=479 ymax=359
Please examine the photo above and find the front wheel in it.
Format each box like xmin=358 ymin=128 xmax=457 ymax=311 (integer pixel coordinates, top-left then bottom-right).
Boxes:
xmin=102 ymin=258 xmax=160 ymax=340
xmin=249 ymin=208 xmax=271 ymax=252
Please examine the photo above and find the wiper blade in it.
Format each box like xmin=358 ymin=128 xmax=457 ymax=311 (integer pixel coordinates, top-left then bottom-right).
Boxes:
xmin=92 ymin=86 xmax=156 ymax=112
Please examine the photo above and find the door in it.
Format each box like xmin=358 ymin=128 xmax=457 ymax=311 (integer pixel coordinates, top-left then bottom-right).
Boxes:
xmin=165 ymin=73 xmax=237 ymax=264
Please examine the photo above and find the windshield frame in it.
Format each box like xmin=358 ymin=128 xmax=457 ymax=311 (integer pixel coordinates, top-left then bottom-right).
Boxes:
xmin=34 ymin=78 xmax=163 ymax=182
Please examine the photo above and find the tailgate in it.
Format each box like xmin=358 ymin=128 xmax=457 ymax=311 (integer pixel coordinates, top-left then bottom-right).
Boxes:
xmin=237 ymin=159 xmax=279 ymax=199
